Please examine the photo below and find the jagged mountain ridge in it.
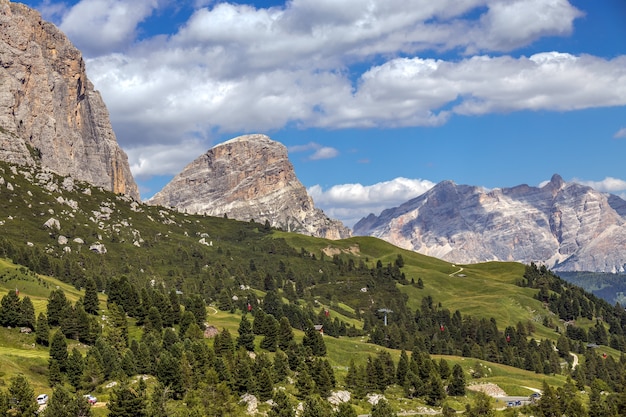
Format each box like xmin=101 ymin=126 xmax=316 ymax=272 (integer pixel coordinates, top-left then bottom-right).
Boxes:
xmin=0 ymin=0 xmax=139 ymax=199
xmin=147 ymin=134 xmax=351 ymax=240
xmin=354 ymin=174 xmax=626 ymax=272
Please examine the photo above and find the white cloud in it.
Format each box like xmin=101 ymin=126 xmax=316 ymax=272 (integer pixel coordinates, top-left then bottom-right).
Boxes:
xmin=573 ymin=177 xmax=626 ymax=193
xmin=351 ymin=53 xmax=626 ymax=124
xmin=59 ymin=0 xmax=162 ymax=56
xmin=309 ymin=147 xmax=339 ymax=160
xmin=471 ymin=0 xmax=583 ymax=53
xmin=52 ymin=0 xmax=625 ymax=180
xmin=126 ymin=140 xmax=208 ymax=179
xmin=287 ymin=142 xmax=339 ymax=160
xmin=614 ymin=128 xmax=626 ymax=139
xmin=308 ymin=177 xmax=435 ymax=227
xmin=88 ymin=49 xmax=626 ymax=152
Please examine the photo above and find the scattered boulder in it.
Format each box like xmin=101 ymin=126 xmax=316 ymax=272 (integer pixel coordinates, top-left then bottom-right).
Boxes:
xmin=43 ymin=218 xmax=60 ymax=230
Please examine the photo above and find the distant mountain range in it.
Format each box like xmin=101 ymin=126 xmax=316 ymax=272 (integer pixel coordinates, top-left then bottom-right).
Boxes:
xmin=1 ymin=0 xmax=625 ymax=273
xmin=354 ymin=174 xmax=626 ymax=273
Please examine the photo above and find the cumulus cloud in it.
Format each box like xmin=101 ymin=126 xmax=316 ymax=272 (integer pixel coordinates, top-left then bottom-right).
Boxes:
xmin=348 ymin=53 xmax=626 ymax=125
xmin=573 ymin=177 xmax=626 ymax=194
xmin=59 ymin=0 xmax=162 ymax=56
xmin=308 ymin=177 xmax=435 ymax=227
xmin=288 ymin=142 xmax=339 ymax=160
xmin=126 ymin=140 xmax=208 ymax=179
xmin=614 ymin=128 xmax=626 ymax=139
xmin=470 ymin=0 xmax=583 ymax=53
xmin=49 ymin=0 xmax=626 ymax=181
xmin=89 ymin=49 xmax=626 ymax=149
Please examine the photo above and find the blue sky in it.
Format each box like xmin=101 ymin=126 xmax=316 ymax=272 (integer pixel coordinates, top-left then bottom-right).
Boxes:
xmin=21 ymin=0 xmax=626 ymax=226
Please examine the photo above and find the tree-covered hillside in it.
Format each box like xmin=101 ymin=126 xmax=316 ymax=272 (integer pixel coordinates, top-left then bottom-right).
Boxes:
xmin=1 ymin=160 xmax=626 ymax=416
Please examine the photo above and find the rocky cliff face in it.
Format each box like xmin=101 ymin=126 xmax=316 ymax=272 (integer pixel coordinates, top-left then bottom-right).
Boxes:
xmin=0 ymin=0 xmax=139 ymax=199
xmin=353 ymin=174 xmax=626 ymax=272
xmin=147 ymin=134 xmax=351 ymax=240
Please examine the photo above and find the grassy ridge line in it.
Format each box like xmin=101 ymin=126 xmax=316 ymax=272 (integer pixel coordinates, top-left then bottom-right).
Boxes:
xmin=0 ymin=258 xmax=106 ymax=316
xmin=279 ymin=232 xmax=565 ymax=342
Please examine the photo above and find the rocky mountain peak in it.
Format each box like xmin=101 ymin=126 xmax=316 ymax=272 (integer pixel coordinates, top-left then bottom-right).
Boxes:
xmin=0 ymin=1 xmax=139 ymax=199
xmin=354 ymin=177 xmax=626 ymax=272
xmin=147 ymin=134 xmax=351 ymax=240
xmin=543 ymin=173 xmax=566 ymax=193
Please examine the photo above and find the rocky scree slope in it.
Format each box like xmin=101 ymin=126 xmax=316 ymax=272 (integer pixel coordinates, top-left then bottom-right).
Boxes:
xmin=0 ymin=0 xmax=139 ymax=199
xmin=354 ymin=174 xmax=626 ymax=273
xmin=147 ymin=134 xmax=351 ymax=240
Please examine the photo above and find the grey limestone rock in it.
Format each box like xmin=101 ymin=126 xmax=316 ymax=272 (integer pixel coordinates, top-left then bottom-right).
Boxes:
xmin=0 ymin=0 xmax=139 ymax=199
xmin=148 ymin=134 xmax=351 ymax=240
xmin=354 ymin=174 xmax=626 ymax=273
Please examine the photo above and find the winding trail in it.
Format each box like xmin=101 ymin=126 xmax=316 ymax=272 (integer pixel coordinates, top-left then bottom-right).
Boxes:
xmin=449 ymin=266 xmax=464 ymax=277
xmin=570 ymin=352 xmax=579 ymax=369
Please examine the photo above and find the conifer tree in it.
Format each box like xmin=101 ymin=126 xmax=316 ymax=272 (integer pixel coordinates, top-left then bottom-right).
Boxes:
xmin=396 ymin=350 xmax=409 ymax=385
xmin=214 ymin=328 xmax=235 ymax=359
xmin=168 ymin=289 xmax=181 ymax=325
xmin=438 ymin=358 xmax=451 ymax=380
xmin=41 ymin=384 xmax=93 ymax=417
xmin=257 ymin=368 xmax=274 ymax=401
xmin=447 ymin=364 xmax=466 ymax=396
xmin=237 ymin=314 xmax=255 ymax=351
xmin=49 ymin=330 xmax=68 ymax=372
xmin=425 ymin=370 xmax=446 ymax=406
xmin=301 ymin=395 xmax=332 ymax=417
xmin=371 ymin=398 xmax=397 ymax=417
xmin=263 ymin=291 xmax=283 ymax=319
xmin=335 ymin=402 xmax=358 ymax=417
xmin=178 ymin=310 xmax=195 ymax=339
xmin=161 ymin=327 xmax=179 ymax=354
xmin=70 ymin=300 xmax=90 ymax=342
xmin=183 ymin=322 xmax=204 ymax=341
xmin=98 ymin=338 xmax=121 ymax=380
xmin=35 ymin=312 xmax=50 ymax=346
xmin=253 ymin=309 xmax=267 ymax=335
xmin=260 ymin=315 xmax=279 ymax=352
xmin=273 ymin=350 xmax=290 ymax=382
xmin=19 ymin=296 xmax=35 ymax=329
xmin=313 ymin=362 xmax=332 ymax=398
xmin=156 ymin=350 xmax=184 ymax=399
xmin=303 ymin=320 xmax=326 ymax=356
xmin=48 ymin=359 xmax=63 ymax=386
xmin=184 ymin=294 xmax=206 ymax=327
xmin=47 ymin=289 xmax=69 ymax=326
xmin=83 ymin=277 xmax=99 ymax=315
xmin=146 ymin=382 xmax=169 ymax=417
xmin=278 ymin=316 xmax=294 ymax=351
xmin=106 ymin=303 xmax=129 ymax=351
xmin=345 ymin=359 xmax=367 ymax=399
xmin=463 ymin=391 xmax=494 ymax=417
xmin=268 ymin=390 xmax=294 ymax=417
xmin=66 ymin=347 xmax=85 ymax=390
xmin=8 ymin=374 xmax=38 ymax=417
xmin=0 ymin=289 xmax=21 ymax=327
xmin=535 ymin=381 xmax=561 ymax=417
xmin=82 ymin=350 xmax=105 ymax=392
xmin=295 ymin=366 xmax=315 ymax=399
xmin=121 ymin=349 xmax=137 ymax=377
xmin=59 ymin=303 xmax=77 ymax=340
xmin=588 ymin=380 xmax=607 ymax=417
xmin=107 ymin=381 xmax=147 ymax=417
xmin=232 ymin=351 xmax=256 ymax=394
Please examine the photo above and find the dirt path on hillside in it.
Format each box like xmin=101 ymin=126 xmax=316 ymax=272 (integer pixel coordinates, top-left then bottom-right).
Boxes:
xmin=449 ymin=266 xmax=464 ymax=277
